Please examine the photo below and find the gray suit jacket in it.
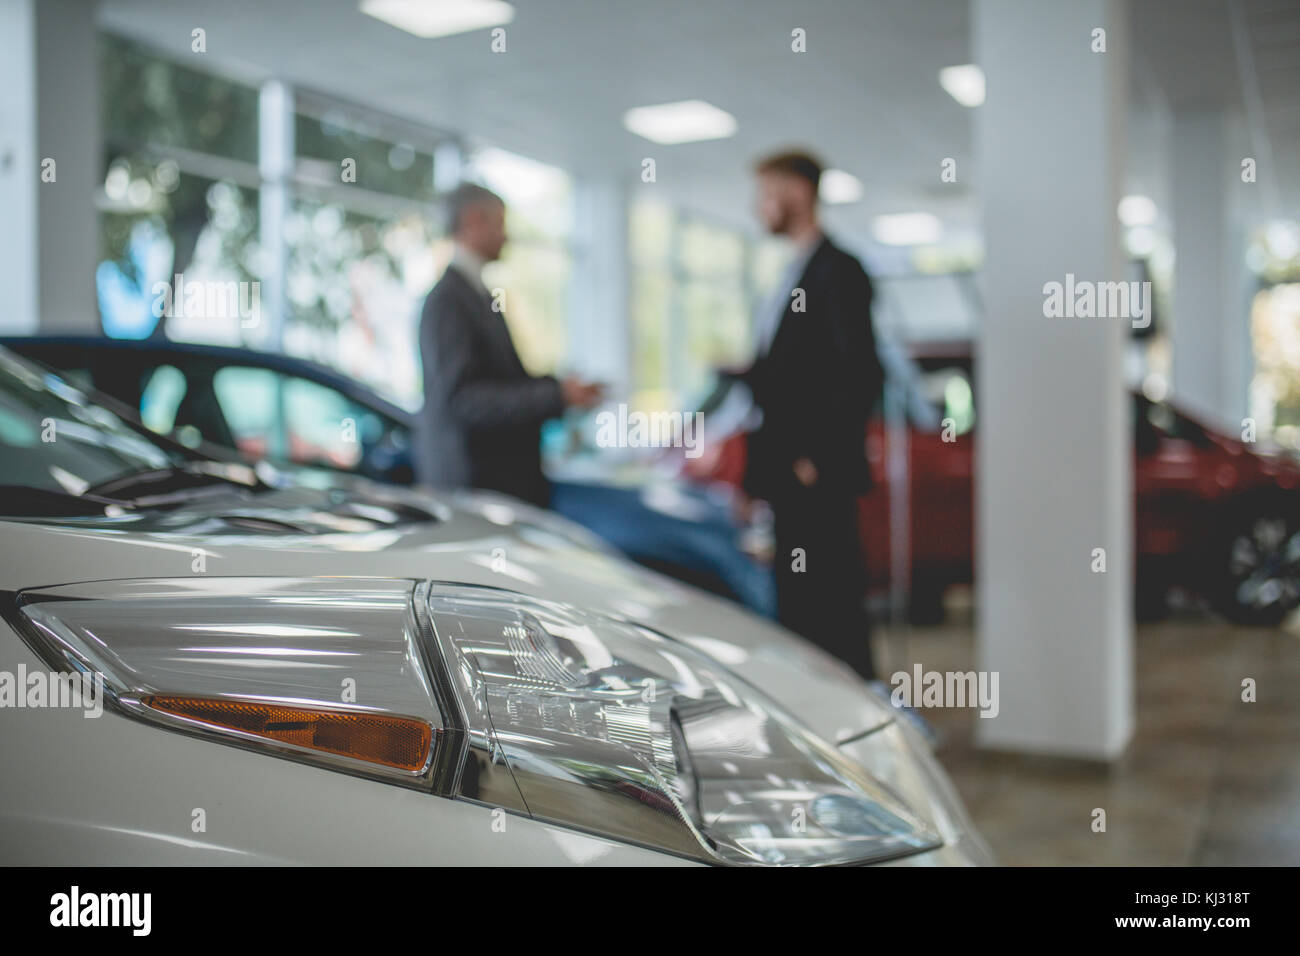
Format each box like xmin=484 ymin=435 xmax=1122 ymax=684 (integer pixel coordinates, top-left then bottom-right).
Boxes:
xmin=415 ymin=268 xmax=564 ymax=506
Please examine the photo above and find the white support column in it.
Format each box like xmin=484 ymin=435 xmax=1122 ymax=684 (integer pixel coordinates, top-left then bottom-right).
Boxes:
xmin=570 ymin=178 xmax=630 ymax=393
xmin=0 ymin=0 xmax=101 ymax=334
xmin=974 ymin=0 xmax=1133 ymax=760
xmin=257 ymin=79 xmax=294 ymax=352
xmin=1171 ymin=111 xmax=1249 ymax=430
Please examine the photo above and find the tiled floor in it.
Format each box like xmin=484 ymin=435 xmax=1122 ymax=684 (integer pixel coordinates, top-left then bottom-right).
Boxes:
xmin=878 ymin=603 xmax=1300 ymax=865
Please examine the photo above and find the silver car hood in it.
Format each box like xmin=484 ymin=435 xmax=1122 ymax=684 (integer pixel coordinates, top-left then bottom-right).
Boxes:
xmin=0 ymin=480 xmax=892 ymax=744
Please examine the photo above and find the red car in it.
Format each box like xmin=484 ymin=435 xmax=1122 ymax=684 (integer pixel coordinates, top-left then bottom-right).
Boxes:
xmin=689 ymin=343 xmax=1300 ymax=626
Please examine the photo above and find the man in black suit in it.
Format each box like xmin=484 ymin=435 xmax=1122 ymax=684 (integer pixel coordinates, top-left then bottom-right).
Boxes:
xmin=732 ymin=151 xmax=883 ymax=679
xmin=416 ymin=184 xmax=602 ymax=506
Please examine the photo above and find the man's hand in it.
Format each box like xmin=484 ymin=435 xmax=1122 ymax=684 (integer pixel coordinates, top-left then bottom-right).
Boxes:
xmin=561 ymin=375 xmax=605 ymax=410
xmin=733 ymin=490 xmax=760 ymax=525
xmin=793 ymin=456 xmax=819 ymax=487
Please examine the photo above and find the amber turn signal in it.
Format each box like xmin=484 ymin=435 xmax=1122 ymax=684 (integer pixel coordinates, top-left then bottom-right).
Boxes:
xmin=143 ymin=695 xmax=433 ymax=772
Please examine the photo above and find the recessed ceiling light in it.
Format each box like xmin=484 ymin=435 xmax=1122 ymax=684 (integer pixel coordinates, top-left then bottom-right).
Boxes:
xmin=360 ymin=0 xmax=514 ymax=39
xmin=820 ymin=169 xmax=863 ymax=205
xmin=1125 ymin=226 xmax=1156 ymax=257
xmin=1118 ymin=195 xmax=1157 ymax=227
xmin=939 ymin=64 xmax=985 ymax=108
xmin=622 ymin=100 xmax=737 ymax=145
xmin=873 ymin=212 xmax=942 ymax=246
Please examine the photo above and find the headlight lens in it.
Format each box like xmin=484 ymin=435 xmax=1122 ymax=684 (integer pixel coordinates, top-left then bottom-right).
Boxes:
xmin=11 ymin=577 xmax=950 ymax=865
xmin=425 ymin=584 xmax=942 ymax=865
xmin=12 ymin=578 xmax=443 ymax=786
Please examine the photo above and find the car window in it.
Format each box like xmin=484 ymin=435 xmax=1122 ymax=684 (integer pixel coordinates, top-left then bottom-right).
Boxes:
xmin=139 ymin=364 xmax=188 ymax=434
xmin=917 ymin=366 xmax=976 ymax=435
xmin=0 ymin=349 xmax=178 ymax=494
xmin=212 ymin=366 xmax=370 ymax=471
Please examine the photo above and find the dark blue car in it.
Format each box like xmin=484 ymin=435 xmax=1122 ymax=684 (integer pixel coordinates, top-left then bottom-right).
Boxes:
xmin=1 ymin=335 xmax=773 ymax=614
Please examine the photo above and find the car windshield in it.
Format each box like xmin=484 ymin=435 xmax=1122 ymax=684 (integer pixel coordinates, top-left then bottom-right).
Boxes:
xmin=0 ymin=347 xmax=184 ymax=496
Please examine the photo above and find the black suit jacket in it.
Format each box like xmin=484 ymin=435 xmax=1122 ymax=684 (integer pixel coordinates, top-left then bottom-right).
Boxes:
xmin=415 ymin=267 xmax=564 ymax=506
xmin=739 ymin=235 xmax=882 ymax=503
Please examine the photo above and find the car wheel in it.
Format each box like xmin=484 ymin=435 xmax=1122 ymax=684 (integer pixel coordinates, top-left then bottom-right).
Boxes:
xmin=1212 ymin=509 xmax=1300 ymax=626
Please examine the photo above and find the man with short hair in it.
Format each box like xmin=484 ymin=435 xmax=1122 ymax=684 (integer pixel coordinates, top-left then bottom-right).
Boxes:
xmin=416 ymin=183 xmax=602 ymax=506
xmin=732 ymin=150 xmax=883 ymax=678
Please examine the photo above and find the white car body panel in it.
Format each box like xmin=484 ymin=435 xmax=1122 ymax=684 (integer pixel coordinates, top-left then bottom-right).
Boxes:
xmin=0 ymin=482 xmax=988 ymax=865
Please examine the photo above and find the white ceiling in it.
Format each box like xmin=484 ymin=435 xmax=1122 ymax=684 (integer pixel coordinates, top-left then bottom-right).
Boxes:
xmin=1129 ymin=0 xmax=1300 ymax=225
xmin=100 ymin=0 xmax=1300 ymax=242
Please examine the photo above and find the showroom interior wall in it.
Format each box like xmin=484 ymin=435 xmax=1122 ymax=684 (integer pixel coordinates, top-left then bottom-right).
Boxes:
xmin=0 ymin=0 xmax=101 ymax=336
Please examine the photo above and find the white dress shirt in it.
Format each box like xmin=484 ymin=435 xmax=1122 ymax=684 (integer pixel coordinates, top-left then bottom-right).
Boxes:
xmin=754 ymin=231 xmax=822 ymax=357
xmin=448 ymin=243 xmax=490 ymax=297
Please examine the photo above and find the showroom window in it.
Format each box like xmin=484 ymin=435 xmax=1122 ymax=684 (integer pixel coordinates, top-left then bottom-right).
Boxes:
xmin=294 ymin=106 xmax=437 ymax=203
xmin=101 ymin=33 xmax=258 ymax=164
xmin=98 ymin=34 xmax=578 ymax=410
xmin=283 ymin=91 xmax=451 ymax=408
xmin=98 ymin=33 xmax=261 ymax=343
xmin=1249 ymin=281 xmax=1300 ymax=446
xmin=471 ymin=147 xmax=575 ymax=377
xmin=1242 ymin=222 xmax=1300 ymax=448
xmin=629 ymin=198 xmax=781 ymax=411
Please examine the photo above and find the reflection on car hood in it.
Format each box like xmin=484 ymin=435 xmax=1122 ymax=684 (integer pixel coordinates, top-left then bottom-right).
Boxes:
xmin=0 ymin=479 xmax=892 ymax=744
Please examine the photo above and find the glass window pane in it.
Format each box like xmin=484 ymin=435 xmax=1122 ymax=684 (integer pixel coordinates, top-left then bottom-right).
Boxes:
xmin=482 ymin=243 xmax=571 ymax=376
xmin=212 ymin=367 xmax=365 ymax=470
xmin=99 ymin=171 xmax=260 ymax=343
xmin=682 ymin=277 xmax=748 ymax=394
xmin=294 ymin=110 xmax=436 ymax=202
xmin=631 ymin=199 xmax=673 ymax=267
xmin=751 ymin=238 xmax=787 ymax=298
xmin=679 ymin=220 xmax=744 ymax=277
xmin=470 ymin=147 xmax=574 ymax=376
xmin=282 ymin=196 xmax=437 ymax=407
xmin=1251 ymin=282 xmax=1300 ymax=449
xmin=473 ymin=148 xmax=572 ymax=242
xmin=101 ymin=34 xmax=258 ymax=164
xmin=283 ymin=377 xmax=365 ymax=470
xmin=139 ymin=365 xmax=188 ymax=434
xmin=212 ymin=366 xmax=279 ymax=460
xmin=630 ymin=205 xmax=757 ymax=408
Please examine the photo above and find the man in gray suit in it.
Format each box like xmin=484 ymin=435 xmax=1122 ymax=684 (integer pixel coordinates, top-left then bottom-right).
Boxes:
xmin=416 ymin=184 xmax=602 ymax=506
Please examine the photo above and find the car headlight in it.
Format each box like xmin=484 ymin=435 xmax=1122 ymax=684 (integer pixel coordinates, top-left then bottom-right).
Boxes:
xmin=9 ymin=577 xmax=946 ymax=865
xmin=10 ymin=578 xmax=443 ymax=787
xmin=423 ymin=583 xmax=942 ymax=865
